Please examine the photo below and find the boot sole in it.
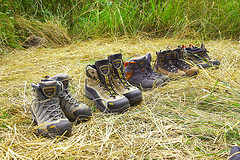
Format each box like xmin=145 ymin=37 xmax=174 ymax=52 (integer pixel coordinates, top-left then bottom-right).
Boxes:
xmin=85 ymin=89 xmax=129 ymax=113
xmin=68 ymin=115 xmax=91 ymax=122
xmin=31 ymin=112 xmax=72 ymax=137
xmin=36 ymin=127 xmax=72 ymax=138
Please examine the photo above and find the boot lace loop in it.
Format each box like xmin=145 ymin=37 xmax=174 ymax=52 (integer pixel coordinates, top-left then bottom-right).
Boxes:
xmin=59 ymin=89 xmax=79 ymax=106
xmin=38 ymin=98 xmax=64 ymax=120
xmin=116 ymin=68 xmax=131 ymax=89
xmin=98 ymin=77 xmax=118 ymax=98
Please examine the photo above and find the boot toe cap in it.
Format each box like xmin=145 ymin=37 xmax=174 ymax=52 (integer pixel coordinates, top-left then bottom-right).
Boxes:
xmin=46 ymin=119 xmax=72 ymax=137
xmin=106 ymin=96 xmax=130 ymax=113
xmin=123 ymin=89 xmax=142 ymax=106
xmin=73 ymin=104 xmax=92 ymax=121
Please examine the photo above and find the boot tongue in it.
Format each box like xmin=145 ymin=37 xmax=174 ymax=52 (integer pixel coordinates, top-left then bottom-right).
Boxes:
xmin=145 ymin=53 xmax=152 ymax=65
xmin=95 ymin=59 xmax=111 ymax=85
xmin=131 ymin=56 xmax=147 ymax=72
xmin=162 ymin=50 xmax=176 ymax=60
xmin=50 ymin=74 xmax=69 ymax=89
xmin=108 ymin=53 xmax=124 ymax=74
xmin=39 ymin=81 xmax=60 ymax=99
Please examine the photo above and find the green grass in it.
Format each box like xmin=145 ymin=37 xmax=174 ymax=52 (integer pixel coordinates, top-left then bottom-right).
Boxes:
xmin=0 ymin=0 xmax=240 ymax=52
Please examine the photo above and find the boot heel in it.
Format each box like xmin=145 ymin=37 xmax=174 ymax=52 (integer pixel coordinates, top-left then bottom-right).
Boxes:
xmin=85 ymin=89 xmax=94 ymax=100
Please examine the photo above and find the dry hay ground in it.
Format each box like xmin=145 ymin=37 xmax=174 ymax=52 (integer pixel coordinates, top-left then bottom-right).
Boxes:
xmin=0 ymin=37 xmax=239 ymax=159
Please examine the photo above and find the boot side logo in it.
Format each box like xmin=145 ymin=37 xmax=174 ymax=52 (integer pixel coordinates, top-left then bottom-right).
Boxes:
xmin=112 ymin=59 xmax=122 ymax=69
xmin=100 ymin=65 xmax=109 ymax=75
xmin=43 ymin=87 xmax=56 ymax=98
xmin=139 ymin=62 xmax=145 ymax=72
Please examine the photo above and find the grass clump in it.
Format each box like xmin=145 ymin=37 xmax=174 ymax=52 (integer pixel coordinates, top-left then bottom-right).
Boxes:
xmin=0 ymin=0 xmax=240 ymax=51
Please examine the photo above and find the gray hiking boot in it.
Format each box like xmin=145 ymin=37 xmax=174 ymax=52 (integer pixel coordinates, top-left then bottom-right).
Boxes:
xmin=31 ymin=80 xmax=72 ymax=137
xmin=85 ymin=59 xmax=130 ymax=113
xmin=49 ymin=74 xmax=92 ymax=122
xmin=108 ymin=53 xmax=142 ymax=106
xmin=124 ymin=53 xmax=167 ymax=90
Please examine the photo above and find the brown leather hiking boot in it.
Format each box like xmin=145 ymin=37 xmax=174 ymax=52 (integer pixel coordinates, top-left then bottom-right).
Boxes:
xmin=154 ymin=50 xmax=186 ymax=78
xmin=49 ymin=74 xmax=92 ymax=122
xmin=108 ymin=53 xmax=142 ymax=106
xmin=85 ymin=59 xmax=130 ymax=113
xmin=173 ymin=47 xmax=199 ymax=76
xmin=31 ymin=80 xmax=72 ymax=137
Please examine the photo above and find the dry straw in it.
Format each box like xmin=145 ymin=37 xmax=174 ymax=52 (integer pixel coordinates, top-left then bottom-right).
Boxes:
xmin=0 ymin=37 xmax=239 ymax=159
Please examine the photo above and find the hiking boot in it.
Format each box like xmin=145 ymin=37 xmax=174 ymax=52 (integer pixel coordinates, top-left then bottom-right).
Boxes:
xmin=124 ymin=54 xmax=167 ymax=90
xmin=31 ymin=80 xmax=72 ymax=137
xmin=229 ymin=146 xmax=240 ymax=160
xmin=184 ymin=44 xmax=220 ymax=68
xmin=154 ymin=50 xmax=186 ymax=78
xmin=85 ymin=59 xmax=130 ymax=113
xmin=108 ymin=53 xmax=142 ymax=106
xmin=144 ymin=53 xmax=170 ymax=82
xmin=49 ymin=74 xmax=92 ymax=122
xmin=172 ymin=47 xmax=199 ymax=76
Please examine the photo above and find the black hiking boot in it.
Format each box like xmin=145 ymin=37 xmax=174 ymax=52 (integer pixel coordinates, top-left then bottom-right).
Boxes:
xmin=124 ymin=53 xmax=167 ymax=90
xmin=154 ymin=50 xmax=186 ymax=78
xmin=31 ymin=80 xmax=72 ymax=137
xmin=108 ymin=53 xmax=142 ymax=106
xmin=85 ymin=59 xmax=130 ymax=113
xmin=184 ymin=44 xmax=220 ymax=68
xmin=48 ymin=74 xmax=92 ymax=122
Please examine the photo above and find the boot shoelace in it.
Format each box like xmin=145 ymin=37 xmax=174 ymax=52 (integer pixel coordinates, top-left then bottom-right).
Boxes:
xmin=115 ymin=68 xmax=131 ymax=89
xmin=161 ymin=58 xmax=178 ymax=72
xmin=59 ymin=89 xmax=79 ymax=106
xmin=35 ymin=98 xmax=65 ymax=121
xmin=157 ymin=51 xmax=179 ymax=72
xmin=199 ymin=49 xmax=210 ymax=60
xmin=97 ymin=77 xmax=118 ymax=98
xmin=189 ymin=47 xmax=210 ymax=60
xmin=145 ymin=61 xmax=162 ymax=77
xmin=175 ymin=52 xmax=190 ymax=69
xmin=135 ymin=63 xmax=152 ymax=79
xmin=189 ymin=49 xmax=210 ymax=61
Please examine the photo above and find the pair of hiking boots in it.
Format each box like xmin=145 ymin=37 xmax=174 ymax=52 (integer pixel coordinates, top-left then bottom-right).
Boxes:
xmin=31 ymin=74 xmax=92 ymax=137
xmin=124 ymin=53 xmax=169 ymax=90
xmin=85 ymin=53 xmax=143 ymax=113
xmin=183 ymin=44 xmax=220 ymax=68
xmin=154 ymin=47 xmax=199 ymax=78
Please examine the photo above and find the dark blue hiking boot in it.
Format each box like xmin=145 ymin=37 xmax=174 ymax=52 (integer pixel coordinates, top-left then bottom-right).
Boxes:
xmin=184 ymin=44 xmax=220 ymax=68
xmin=229 ymin=146 xmax=240 ymax=160
xmin=124 ymin=53 xmax=168 ymax=90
